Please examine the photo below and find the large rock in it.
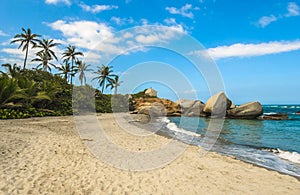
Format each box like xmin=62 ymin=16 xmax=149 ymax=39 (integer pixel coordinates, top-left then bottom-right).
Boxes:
xmin=138 ymin=102 xmax=165 ymax=116
xmin=203 ymin=92 xmax=232 ymax=116
xmin=176 ymin=99 xmax=205 ymax=117
xmin=133 ymin=98 xmax=181 ymax=117
xmin=259 ymin=113 xmax=288 ymax=120
xmin=144 ymin=88 xmax=157 ymax=97
xmin=227 ymin=102 xmax=263 ymax=119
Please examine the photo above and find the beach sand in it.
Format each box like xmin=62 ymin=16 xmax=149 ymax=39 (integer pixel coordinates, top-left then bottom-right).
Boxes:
xmin=0 ymin=114 xmax=299 ymax=194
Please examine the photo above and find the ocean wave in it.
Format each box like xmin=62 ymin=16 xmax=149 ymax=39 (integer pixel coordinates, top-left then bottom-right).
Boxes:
xmin=264 ymin=148 xmax=300 ymax=164
xmin=159 ymin=117 xmax=202 ymax=138
xmin=263 ymin=112 xmax=277 ymax=115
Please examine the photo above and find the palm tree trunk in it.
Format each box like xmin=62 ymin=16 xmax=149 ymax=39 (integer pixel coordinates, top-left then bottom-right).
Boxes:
xmin=102 ymin=80 xmax=105 ymax=93
xmin=23 ymin=46 xmax=29 ymax=70
xmin=70 ymin=60 xmax=73 ymax=85
xmin=114 ymin=87 xmax=117 ymax=95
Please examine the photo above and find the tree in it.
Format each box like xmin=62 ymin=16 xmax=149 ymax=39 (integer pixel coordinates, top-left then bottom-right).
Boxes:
xmin=92 ymin=65 xmax=116 ymax=93
xmin=34 ymin=38 xmax=60 ymax=70
xmin=0 ymin=76 xmax=19 ymax=108
xmin=62 ymin=45 xmax=83 ymax=85
xmin=10 ymin=28 xmax=40 ymax=70
xmin=56 ymin=61 xmax=72 ymax=82
xmin=106 ymin=75 xmax=123 ymax=95
xmin=76 ymin=60 xmax=92 ymax=85
xmin=1 ymin=63 xmax=21 ymax=78
xmin=32 ymin=52 xmax=56 ymax=72
xmin=17 ymin=77 xmax=51 ymax=107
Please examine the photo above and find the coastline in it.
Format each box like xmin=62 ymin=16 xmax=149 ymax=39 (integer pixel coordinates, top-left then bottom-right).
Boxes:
xmin=1 ymin=114 xmax=299 ymax=194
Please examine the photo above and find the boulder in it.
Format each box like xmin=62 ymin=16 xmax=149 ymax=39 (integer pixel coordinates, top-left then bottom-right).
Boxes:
xmin=138 ymin=102 xmax=165 ymax=116
xmin=176 ymin=99 xmax=205 ymax=117
xmin=259 ymin=113 xmax=288 ymax=120
xmin=176 ymin=99 xmax=195 ymax=110
xmin=227 ymin=102 xmax=263 ymax=119
xmin=133 ymin=98 xmax=181 ymax=117
xmin=144 ymin=88 xmax=157 ymax=97
xmin=203 ymin=92 xmax=232 ymax=116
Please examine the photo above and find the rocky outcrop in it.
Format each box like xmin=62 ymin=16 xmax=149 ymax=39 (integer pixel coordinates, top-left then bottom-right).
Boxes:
xmin=144 ymin=88 xmax=157 ymax=97
xmin=131 ymin=90 xmax=264 ymax=119
xmin=137 ymin=102 xmax=165 ymax=116
xmin=132 ymin=98 xmax=181 ymax=116
xmin=259 ymin=113 xmax=289 ymax=120
xmin=203 ymin=92 xmax=232 ymax=117
xmin=227 ymin=102 xmax=263 ymax=119
xmin=176 ymin=99 xmax=205 ymax=117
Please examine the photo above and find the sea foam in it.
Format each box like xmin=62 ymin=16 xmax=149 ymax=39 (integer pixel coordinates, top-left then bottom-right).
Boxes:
xmin=160 ymin=117 xmax=202 ymax=138
xmin=276 ymin=149 xmax=300 ymax=164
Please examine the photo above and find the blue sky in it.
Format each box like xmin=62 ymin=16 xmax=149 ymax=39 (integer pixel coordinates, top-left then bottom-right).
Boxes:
xmin=0 ymin=0 xmax=300 ymax=104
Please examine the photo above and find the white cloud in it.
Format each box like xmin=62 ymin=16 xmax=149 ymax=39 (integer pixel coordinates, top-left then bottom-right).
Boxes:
xmin=286 ymin=2 xmax=300 ymax=17
xmin=164 ymin=18 xmax=177 ymax=25
xmin=79 ymin=3 xmax=118 ymax=13
xmin=134 ymin=25 xmax=185 ymax=44
xmin=257 ymin=2 xmax=299 ymax=27
xmin=110 ymin=17 xmax=134 ymax=25
xmin=48 ymin=20 xmax=116 ymax=48
xmin=203 ymin=40 xmax=300 ymax=60
xmin=166 ymin=4 xmax=199 ymax=19
xmin=45 ymin=0 xmax=71 ymax=6
xmin=0 ymin=30 xmax=8 ymax=36
xmin=140 ymin=18 xmax=149 ymax=25
xmin=1 ymin=46 xmax=42 ymax=69
xmin=258 ymin=15 xmax=277 ymax=28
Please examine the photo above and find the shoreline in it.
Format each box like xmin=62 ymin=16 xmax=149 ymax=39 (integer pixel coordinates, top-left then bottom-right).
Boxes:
xmin=128 ymin=114 xmax=300 ymax=180
xmin=1 ymin=114 xmax=300 ymax=194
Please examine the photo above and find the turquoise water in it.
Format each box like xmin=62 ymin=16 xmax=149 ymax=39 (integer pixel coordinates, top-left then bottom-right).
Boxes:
xmin=159 ymin=105 xmax=300 ymax=177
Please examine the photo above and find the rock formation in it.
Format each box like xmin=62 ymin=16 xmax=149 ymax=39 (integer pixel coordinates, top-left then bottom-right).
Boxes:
xmin=259 ymin=113 xmax=289 ymax=120
xmin=227 ymin=102 xmax=263 ymax=119
xmin=132 ymin=98 xmax=181 ymax=116
xmin=144 ymin=88 xmax=157 ymax=97
xmin=203 ymin=92 xmax=232 ymax=117
xmin=176 ymin=99 xmax=205 ymax=117
xmin=131 ymin=90 xmax=264 ymax=119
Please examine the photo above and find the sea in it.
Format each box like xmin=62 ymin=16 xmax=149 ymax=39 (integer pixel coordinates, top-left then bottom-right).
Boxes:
xmin=155 ymin=105 xmax=300 ymax=177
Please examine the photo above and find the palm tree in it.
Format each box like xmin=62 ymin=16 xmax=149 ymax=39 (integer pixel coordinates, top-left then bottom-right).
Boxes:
xmin=92 ymin=65 xmax=116 ymax=93
xmin=0 ymin=76 xmax=19 ymax=108
xmin=62 ymin=45 xmax=83 ymax=85
xmin=1 ymin=63 xmax=21 ymax=78
xmin=76 ymin=60 xmax=92 ymax=85
xmin=17 ymin=77 xmax=51 ymax=107
xmin=35 ymin=38 xmax=60 ymax=68
xmin=56 ymin=61 xmax=72 ymax=83
xmin=32 ymin=51 xmax=56 ymax=72
xmin=106 ymin=75 xmax=123 ymax=95
xmin=10 ymin=28 xmax=40 ymax=70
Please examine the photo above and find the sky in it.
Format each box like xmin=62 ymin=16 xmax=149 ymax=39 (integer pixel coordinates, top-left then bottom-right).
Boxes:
xmin=0 ymin=0 xmax=300 ymax=104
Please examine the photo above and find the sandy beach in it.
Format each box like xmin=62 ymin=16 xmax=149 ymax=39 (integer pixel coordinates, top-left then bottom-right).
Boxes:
xmin=1 ymin=114 xmax=299 ymax=194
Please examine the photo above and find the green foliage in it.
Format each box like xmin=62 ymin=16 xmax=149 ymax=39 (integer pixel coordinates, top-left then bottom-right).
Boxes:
xmin=95 ymin=93 xmax=112 ymax=113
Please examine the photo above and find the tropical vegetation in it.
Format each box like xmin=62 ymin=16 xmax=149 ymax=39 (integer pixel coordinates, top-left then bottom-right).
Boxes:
xmin=0 ymin=27 xmax=132 ymax=119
